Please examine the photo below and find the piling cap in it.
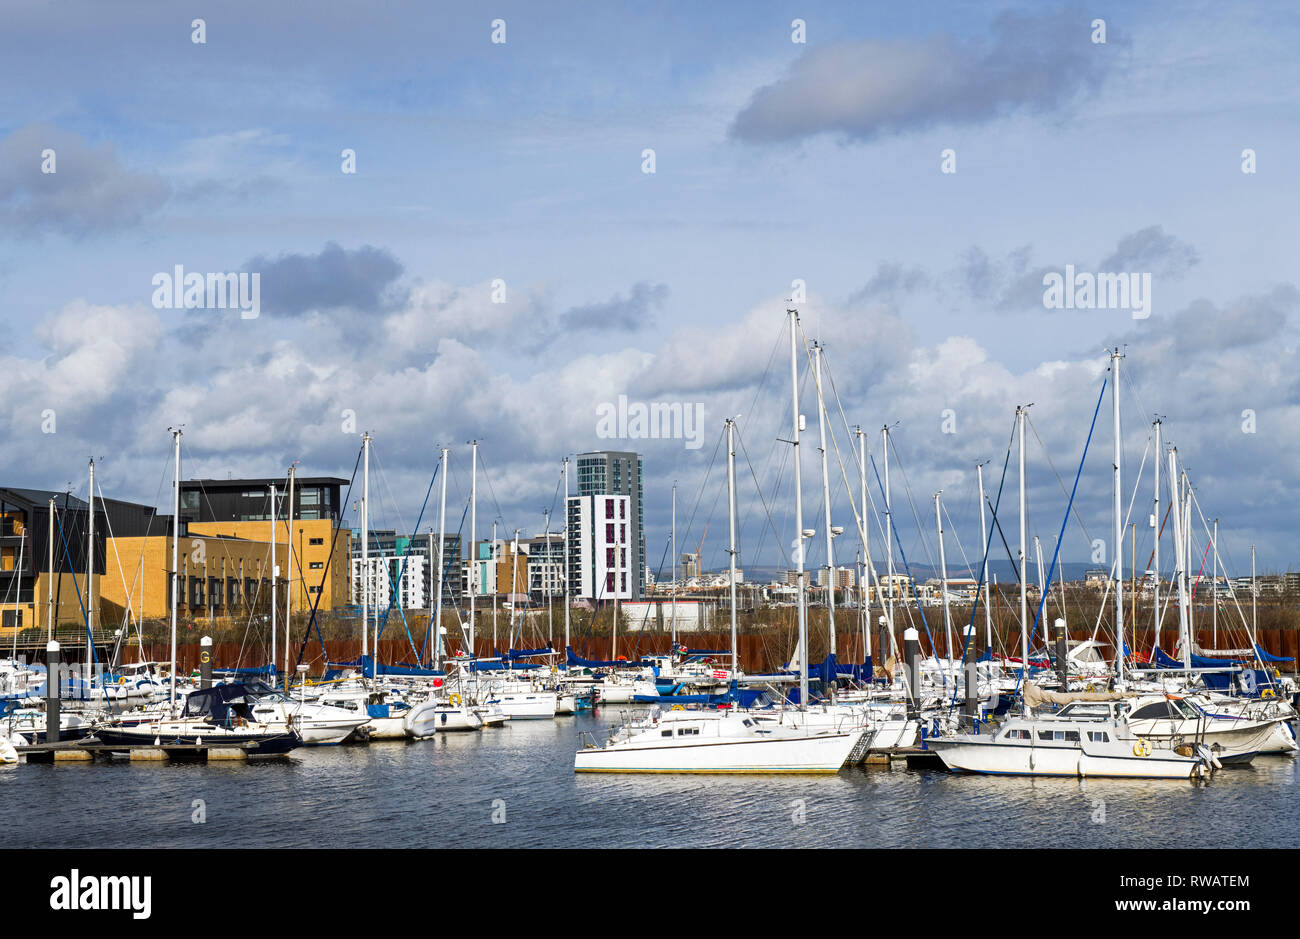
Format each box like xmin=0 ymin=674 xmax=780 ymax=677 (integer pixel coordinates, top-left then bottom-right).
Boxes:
xmin=46 ymin=639 xmax=59 ymax=652
xmin=200 ymin=636 xmax=212 ymax=647
xmin=1054 ymin=618 xmax=1066 ymax=630
xmin=963 ymin=625 xmax=976 ymax=637
xmin=903 ymin=627 xmax=919 ymax=641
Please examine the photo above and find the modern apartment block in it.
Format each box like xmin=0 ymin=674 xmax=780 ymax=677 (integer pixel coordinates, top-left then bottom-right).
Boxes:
xmin=567 ymin=492 xmax=634 ymax=601
xmin=571 ymin=450 xmax=644 ymax=600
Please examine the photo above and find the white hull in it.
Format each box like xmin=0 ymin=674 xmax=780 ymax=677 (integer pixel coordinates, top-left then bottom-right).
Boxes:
xmin=403 ymin=701 xmax=483 ymax=736
xmin=365 ymin=715 xmax=409 ymax=739
xmin=576 ymin=730 xmax=861 ymax=773
xmin=928 ymin=736 xmax=1203 ymax=779
xmin=490 ymin=691 xmax=557 ymax=720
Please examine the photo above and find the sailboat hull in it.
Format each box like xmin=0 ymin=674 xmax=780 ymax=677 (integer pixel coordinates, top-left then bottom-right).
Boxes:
xmin=575 ymin=731 xmax=861 ymax=773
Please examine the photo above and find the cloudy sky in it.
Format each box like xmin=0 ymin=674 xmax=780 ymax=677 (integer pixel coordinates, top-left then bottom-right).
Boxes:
xmin=1 ymin=0 xmax=1296 ymax=581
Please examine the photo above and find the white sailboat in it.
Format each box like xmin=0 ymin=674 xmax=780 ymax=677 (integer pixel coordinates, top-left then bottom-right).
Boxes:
xmin=574 ymin=312 xmax=865 ymax=774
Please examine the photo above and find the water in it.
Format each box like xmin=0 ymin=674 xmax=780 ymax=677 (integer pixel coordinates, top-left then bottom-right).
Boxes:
xmin=4 ymin=712 xmax=1295 ymax=848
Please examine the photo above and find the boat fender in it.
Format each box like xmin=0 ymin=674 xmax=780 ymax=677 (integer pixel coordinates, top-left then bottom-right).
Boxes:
xmin=670 ymin=704 xmax=685 ymax=711
xmin=1262 ymin=689 xmax=1276 ymax=698
xmin=1132 ymin=739 xmax=1152 ymax=757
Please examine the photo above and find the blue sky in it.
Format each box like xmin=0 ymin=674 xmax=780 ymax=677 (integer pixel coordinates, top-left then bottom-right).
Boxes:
xmin=1 ymin=0 xmax=1297 ymax=580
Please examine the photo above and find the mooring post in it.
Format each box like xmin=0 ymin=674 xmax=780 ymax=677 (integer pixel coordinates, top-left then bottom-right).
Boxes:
xmin=199 ymin=636 xmax=213 ymax=690
xmin=963 ymin=624 xmax=978 ymax=729
xmin=1054 ymin=618 xmax=1069 ymax=688
xmin=903 ymin=627 xmax=920 ymax=719
xmin=46 ymin=639 xmax=61 ymax=744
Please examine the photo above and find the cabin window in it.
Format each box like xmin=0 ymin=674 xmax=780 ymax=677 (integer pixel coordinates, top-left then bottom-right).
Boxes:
xmin=1038 ymin=731 xmax=1054 ymax=741
xmin=1063 ymin=731 xmax=1080 ymax=742
xmin=677 ymin=727 xmax=699 ymax=736
xmin=1088 ymin=731 xmax=1110 ymax=742
xmin=1003 ymin=728 xmax=1030 ymax=739
xmin=1130 ymin=702 xmax=1179 ymax=721
xmin=661 ymin=730 xmax=673 ymax=737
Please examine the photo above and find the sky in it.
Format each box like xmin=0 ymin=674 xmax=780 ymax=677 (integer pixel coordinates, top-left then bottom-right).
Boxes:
xmin=1 ymin=0 xmax=1296 ymax=581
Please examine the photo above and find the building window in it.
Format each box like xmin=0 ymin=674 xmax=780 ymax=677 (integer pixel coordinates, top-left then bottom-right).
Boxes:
xmin=606 ymin=573 xmax=615 ymax=592
xmin=620 ymin=501 xmax=626 ymax=519
xmin=606 ymin=524 xmax=614 ymax=542
xmin=1 ymin=610 xmax=21 ymax=629
xmin=309 ymin=537 xmax=324 ymax=546
xmin=309 ymin=586 xmax=321 ymax=595
xmin=606 ymin=548 xmax=615 ymax=567
xmin=605 ymin=499 xmax=614 ymax=519
xmin=310 ymin=561 xmax=324 ymax=570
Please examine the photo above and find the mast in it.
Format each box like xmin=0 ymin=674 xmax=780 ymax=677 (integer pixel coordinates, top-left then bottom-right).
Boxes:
xmin=491 ymin=519 xmax=498 ymax=647
xmin=1169 ymin=448 xmax=1189 ymax=668
xmin=46 ymin=498 xmax=55 ymax=640
xmin=544 ymin=509 xmax=552 ymax=646
xmin=1183 ymin=471 xmax=1194 ymax=646
xmin=562 ymin=456 xmax=569 ymax=653
xmin=271 ymin=483 xmax=278 ymax=678
xmin=671 ymin=481 xmax=677 ymax=645
xmin=788 ymin=308 xmax=809 ymax=708
xmin=86 ymin=458 xmax=95 ymax=682
xmin=1152 ymin=418 xmax=1161 ymax=652
xmin=1034 ymin=534 xmax=1046 ymax=650
xmin=434 ymin=446 xmax=448 ymax=670
xmin=362 ymin=433 xmax=371 ymax=662
xmin=510 ymin=528 xmax=520 ymax=649
xmin=1211 ymin=518 xmax=1219 ymax=648
xmin=1016 ymin=405 xmax=1029 ymax=714
xmin=935 ymin=491 xmax=953 ymax=672
xmin=285 ymin=463 xmax=295 ymax=681
xmin=726 ymin=418 xmax=739 ymax=679
xmin=813 ymin=342 xmax=837 ymax=657
xmin=169 ymin=428 xmax=181 ymax=713
xmin=883 ymin=424 xmax=896 ymax=658
xmin=977 ymin=462 xmax=992 ymax=652
xmin=1111 ymin=349 xmax=1124 ymax=683
xmin=1251 ymin=544 xmax=1258 ymax=664
xmin=857 ymin=428 xmax=872 ymax=663
xmin=469 ymin=440 xmax=477 ymax=656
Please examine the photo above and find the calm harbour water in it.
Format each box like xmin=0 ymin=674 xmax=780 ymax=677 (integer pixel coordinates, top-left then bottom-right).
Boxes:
xmin=4 ymin=710 xmax=1296 ymax=849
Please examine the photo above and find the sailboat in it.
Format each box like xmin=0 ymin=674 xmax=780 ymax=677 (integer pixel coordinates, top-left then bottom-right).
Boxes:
xmin=575 ymin=312 xmax=866 ymax=773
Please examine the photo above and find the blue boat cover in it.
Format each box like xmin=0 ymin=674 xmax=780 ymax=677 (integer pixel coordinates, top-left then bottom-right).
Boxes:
xmin=1255 ymin=644 xmax=1293 ymax=663
xmin=565 ymin=646 xmax=653 ymax=668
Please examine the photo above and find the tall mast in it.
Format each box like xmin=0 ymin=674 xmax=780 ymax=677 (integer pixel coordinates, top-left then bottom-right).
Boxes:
xmin=434 ymin=446 xmax=448 ymax=671
xmin=1034 ymin=535 xmax=1046 ymax=649
xmin=271 ymin=483 xmax=278 ymax=677
xmin=1251 ymin=544 xmax=1258 ymax=663
xmin=1152 ymin=418 xmax=1161 ymax=652
xmin=1016 ymin=406 xmax=1029 ymax=714
xmin=86 ymin=458 xmax=95 ymax=677
xmin=725 ymin=418 xmax=739 ymax=679
xmin=1211 ymin=518 xmax=1219 ymax=648
xmin=671 ymin=481 xmax=677 ymax=646
xmin=1183 ymin=471 xmax=1193 ymax=646
xmin=883 ymin=421 xmax=894 ymax=655
xmin=857 ymin=428 xmax=872 ymax=663
xmin=1168 ymin=447 xmax=1188 ymax=668
xmin=46 ymin=498 xmax=55 ymax=640
xmin=813 ymin=342 xmax=837 ymax=657
xmin=935 ymin=492 xmax=952 ymax=669
xmin=788 ymin=308 xmax=809 ymax=708
xmin=169 ymin=428 xmax=181 ymax=712
xmin=362 ymin=433 xmax=371 ymax=661
xmin=491 ymin=519 xmax=499 ymax=648
xmin=469 ymin=440 xmax=477 ymax=656
xmin=544 ymin=509 xmax=552 ymax=646
xmin=977 ymin=461 xmax=992 ymax=652
xmin=562 ymin=456 xmax=569 ymax=653
xmin=1111 ymin=349 xmax=1124 ymax=683
xmin=285 ymin=462 xmax=295 ymax=680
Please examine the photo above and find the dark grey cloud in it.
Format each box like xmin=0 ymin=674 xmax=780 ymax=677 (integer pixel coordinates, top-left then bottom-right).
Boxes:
xmin=559 ymin=281 xmax=667 ymax=332
xmin=849 ymin=262 xmax=931 ymax=305
xmin=1167 ymin=285 xmax=1295 ymax=357
xmin=730 ymin=6 xmax=1119 ymax=144
xmin=247 ymin=242 xmax=407 ymax=316
xmin=0 ymin=124 xmax=170 ymax=237
xmin=1098 ymin=225 xmax=1199 ymax=277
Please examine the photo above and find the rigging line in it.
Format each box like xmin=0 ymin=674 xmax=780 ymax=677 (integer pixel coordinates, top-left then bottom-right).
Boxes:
xmin=886 ymin=432 xmax=941 ymax=573
xmin=820 ymin=349 xmax=890 ymax=588
xmin=677 ymin=425 xmax=725 ymax=569
xmin=294 ymin=444 xmax=363 ymax=670
xmin=867 ymin=452 xmax=948 ymax=693
xmin=374 ymin=459 xmax=440 ymax=661
xmin=738 ymin=321 xmax=787 ymax=442
xmin=1014 ymin=375 xmax=1107 ymax=701
xmin=946 ymin=417 xmax=1016 ymax=717
xmin=1022 ymin=416 xmax=1097 ymax=548
xmin=734 ymin=424 xmax=790 ymax=568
